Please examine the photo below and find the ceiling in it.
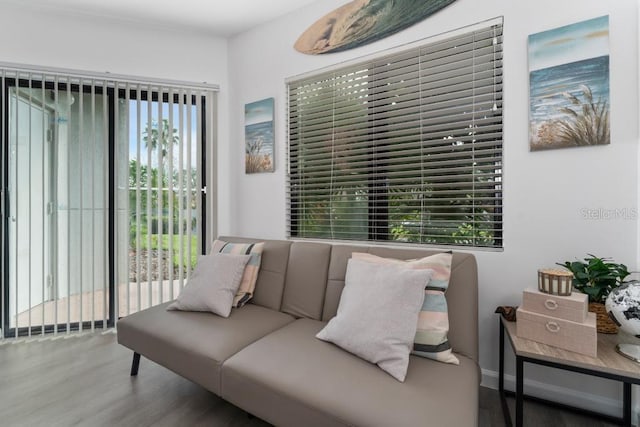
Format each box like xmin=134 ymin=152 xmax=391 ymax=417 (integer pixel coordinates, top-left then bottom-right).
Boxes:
xmin=3 ymin=0 xmax=321 ymax=37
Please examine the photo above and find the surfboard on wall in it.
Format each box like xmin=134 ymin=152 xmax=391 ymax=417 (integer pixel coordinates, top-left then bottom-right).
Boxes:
xmin=294 ymin=0 xmax=458 ymax=55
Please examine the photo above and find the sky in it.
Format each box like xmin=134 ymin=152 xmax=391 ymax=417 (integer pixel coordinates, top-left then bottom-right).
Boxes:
xmin=244 ymin=97 xmax=274 ymax=126
xmin=528 ymin=15 xmax=609 ymax=71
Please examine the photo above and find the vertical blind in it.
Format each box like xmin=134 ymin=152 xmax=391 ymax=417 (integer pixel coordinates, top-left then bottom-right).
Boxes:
xmin=119 ymin=85 xmax=210 ymax=320
xmin=0 ymin=66 xmax=216 ymax=338
xmin=2 ymin=73 xmax=112 ymax=338
xmin=287 ymin=18 xmax=503 ymax=248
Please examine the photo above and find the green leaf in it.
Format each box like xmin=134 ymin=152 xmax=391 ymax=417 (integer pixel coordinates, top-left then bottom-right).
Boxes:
xmin=556 ymin=254 xmax=634 ymax=302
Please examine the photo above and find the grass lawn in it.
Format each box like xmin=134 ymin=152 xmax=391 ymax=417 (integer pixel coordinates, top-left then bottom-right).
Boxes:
xmin=139 ymin=233 xmax=199 ymax=270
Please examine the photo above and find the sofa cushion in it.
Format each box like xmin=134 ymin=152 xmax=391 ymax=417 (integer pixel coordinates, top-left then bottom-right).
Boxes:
xmin=166 ymin=253 xmax=250 ymax=317
xmin=211 ymin=239 xmax=265 ymax=307
xmin=352 ymin=251 xmax=460 ymax=365
xmin=281 ymin=241 xmax=332 ymax=320
xmin=316 ymin=258 xmax=431 ymax=381
xmin=221 ymin=318 xmax=479 ymax=427
xmin=117 ymin=302 xmax=294 ymax=394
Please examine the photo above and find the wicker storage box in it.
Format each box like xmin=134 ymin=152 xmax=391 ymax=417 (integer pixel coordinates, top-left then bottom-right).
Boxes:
xmin=538 ymin=268 xmax=574 ymax=295
xmin=517 ymin=307 xmax=597 ymax=357
xmin=521 ymin=288 xmax=588 ymax=323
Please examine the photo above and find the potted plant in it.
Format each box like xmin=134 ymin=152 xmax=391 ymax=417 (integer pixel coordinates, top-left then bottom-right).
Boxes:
xmin=558 ymin=254 xmax=630 ymax=333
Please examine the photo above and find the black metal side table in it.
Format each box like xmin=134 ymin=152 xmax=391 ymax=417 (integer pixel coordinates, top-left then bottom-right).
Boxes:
xmin=499 ymin=316 xmax=640 ymax=427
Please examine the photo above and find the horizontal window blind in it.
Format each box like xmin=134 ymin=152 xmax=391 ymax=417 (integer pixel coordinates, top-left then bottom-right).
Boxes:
xmin=287 ymin=19 xmax=503 ymax=248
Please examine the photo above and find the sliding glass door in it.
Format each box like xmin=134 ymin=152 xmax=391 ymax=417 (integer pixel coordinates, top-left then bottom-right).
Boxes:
xmin=7 ymin=87 xmax=56 ymax=333
xmin=5 ymin=82 xmax=111 ymax=336
xmin=119 ymin=89 xmax=204 ymax=317
xmin=1 ymin=71 xmax=214 ymax=338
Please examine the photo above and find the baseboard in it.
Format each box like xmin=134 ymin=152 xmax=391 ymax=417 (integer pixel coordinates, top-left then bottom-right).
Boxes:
xmin=481 ymin=368 xmax=637 ymax=423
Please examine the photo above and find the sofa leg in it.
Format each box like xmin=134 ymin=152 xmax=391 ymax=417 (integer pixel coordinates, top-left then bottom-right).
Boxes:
xmin=130 ymin=352 xmax=141 ymax=376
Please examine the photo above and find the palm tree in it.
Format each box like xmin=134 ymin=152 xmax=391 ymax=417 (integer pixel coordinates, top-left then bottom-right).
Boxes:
xmin=143 ymin=119 xmax=180 ymax=164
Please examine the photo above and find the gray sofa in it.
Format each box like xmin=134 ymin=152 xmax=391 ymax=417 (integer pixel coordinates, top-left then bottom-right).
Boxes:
xmin=117 ymin=236 xmax=480 ymax=426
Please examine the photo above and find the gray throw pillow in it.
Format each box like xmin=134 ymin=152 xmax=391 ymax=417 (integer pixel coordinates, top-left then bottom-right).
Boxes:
xmin=316 ymin=258 xmax=432 ymax=382
xmin=167 ymin=253 xmax=251 ymax=317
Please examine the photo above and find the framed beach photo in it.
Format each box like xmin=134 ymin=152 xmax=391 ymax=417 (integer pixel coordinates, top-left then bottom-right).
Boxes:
xmin=528 ymin=16 xmax=610 ymax=151
xmin=245 ymin=98 xmax=275 ymax=173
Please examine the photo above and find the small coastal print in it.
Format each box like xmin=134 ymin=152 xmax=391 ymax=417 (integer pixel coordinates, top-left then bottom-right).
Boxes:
xmin=529 ymin=16 xmax=610 ymax=151
xmin=294 ymin=0 xmax=457 ymax=55
xmin=245 ymin=98 xmax=274 ymax=174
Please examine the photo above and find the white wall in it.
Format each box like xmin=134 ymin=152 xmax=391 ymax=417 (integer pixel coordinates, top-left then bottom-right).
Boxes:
xmin=0 ymin=3 xmax=232 ymax=234
xmin=228 ymin=0 xmax=640 ymax=415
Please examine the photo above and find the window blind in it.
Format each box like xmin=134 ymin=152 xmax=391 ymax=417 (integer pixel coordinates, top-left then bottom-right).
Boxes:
xmin=0 ymin=65 xmax=215 ymax=338
xmin=287 ymin=19 xmax=503 ymax=248
xmin=121 ymin=86 xmax=208 ymax=319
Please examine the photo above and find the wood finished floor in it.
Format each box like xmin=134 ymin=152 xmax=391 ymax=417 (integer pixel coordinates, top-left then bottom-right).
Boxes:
xmin=0 ymin=332 xmax=620 ymax=427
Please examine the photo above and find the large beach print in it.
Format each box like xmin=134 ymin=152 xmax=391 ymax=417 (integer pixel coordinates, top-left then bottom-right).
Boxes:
xmin=528 ymin=16 xmax=610 ymax=151
xmin=245 ymin=98 xmax=275 ymax=174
